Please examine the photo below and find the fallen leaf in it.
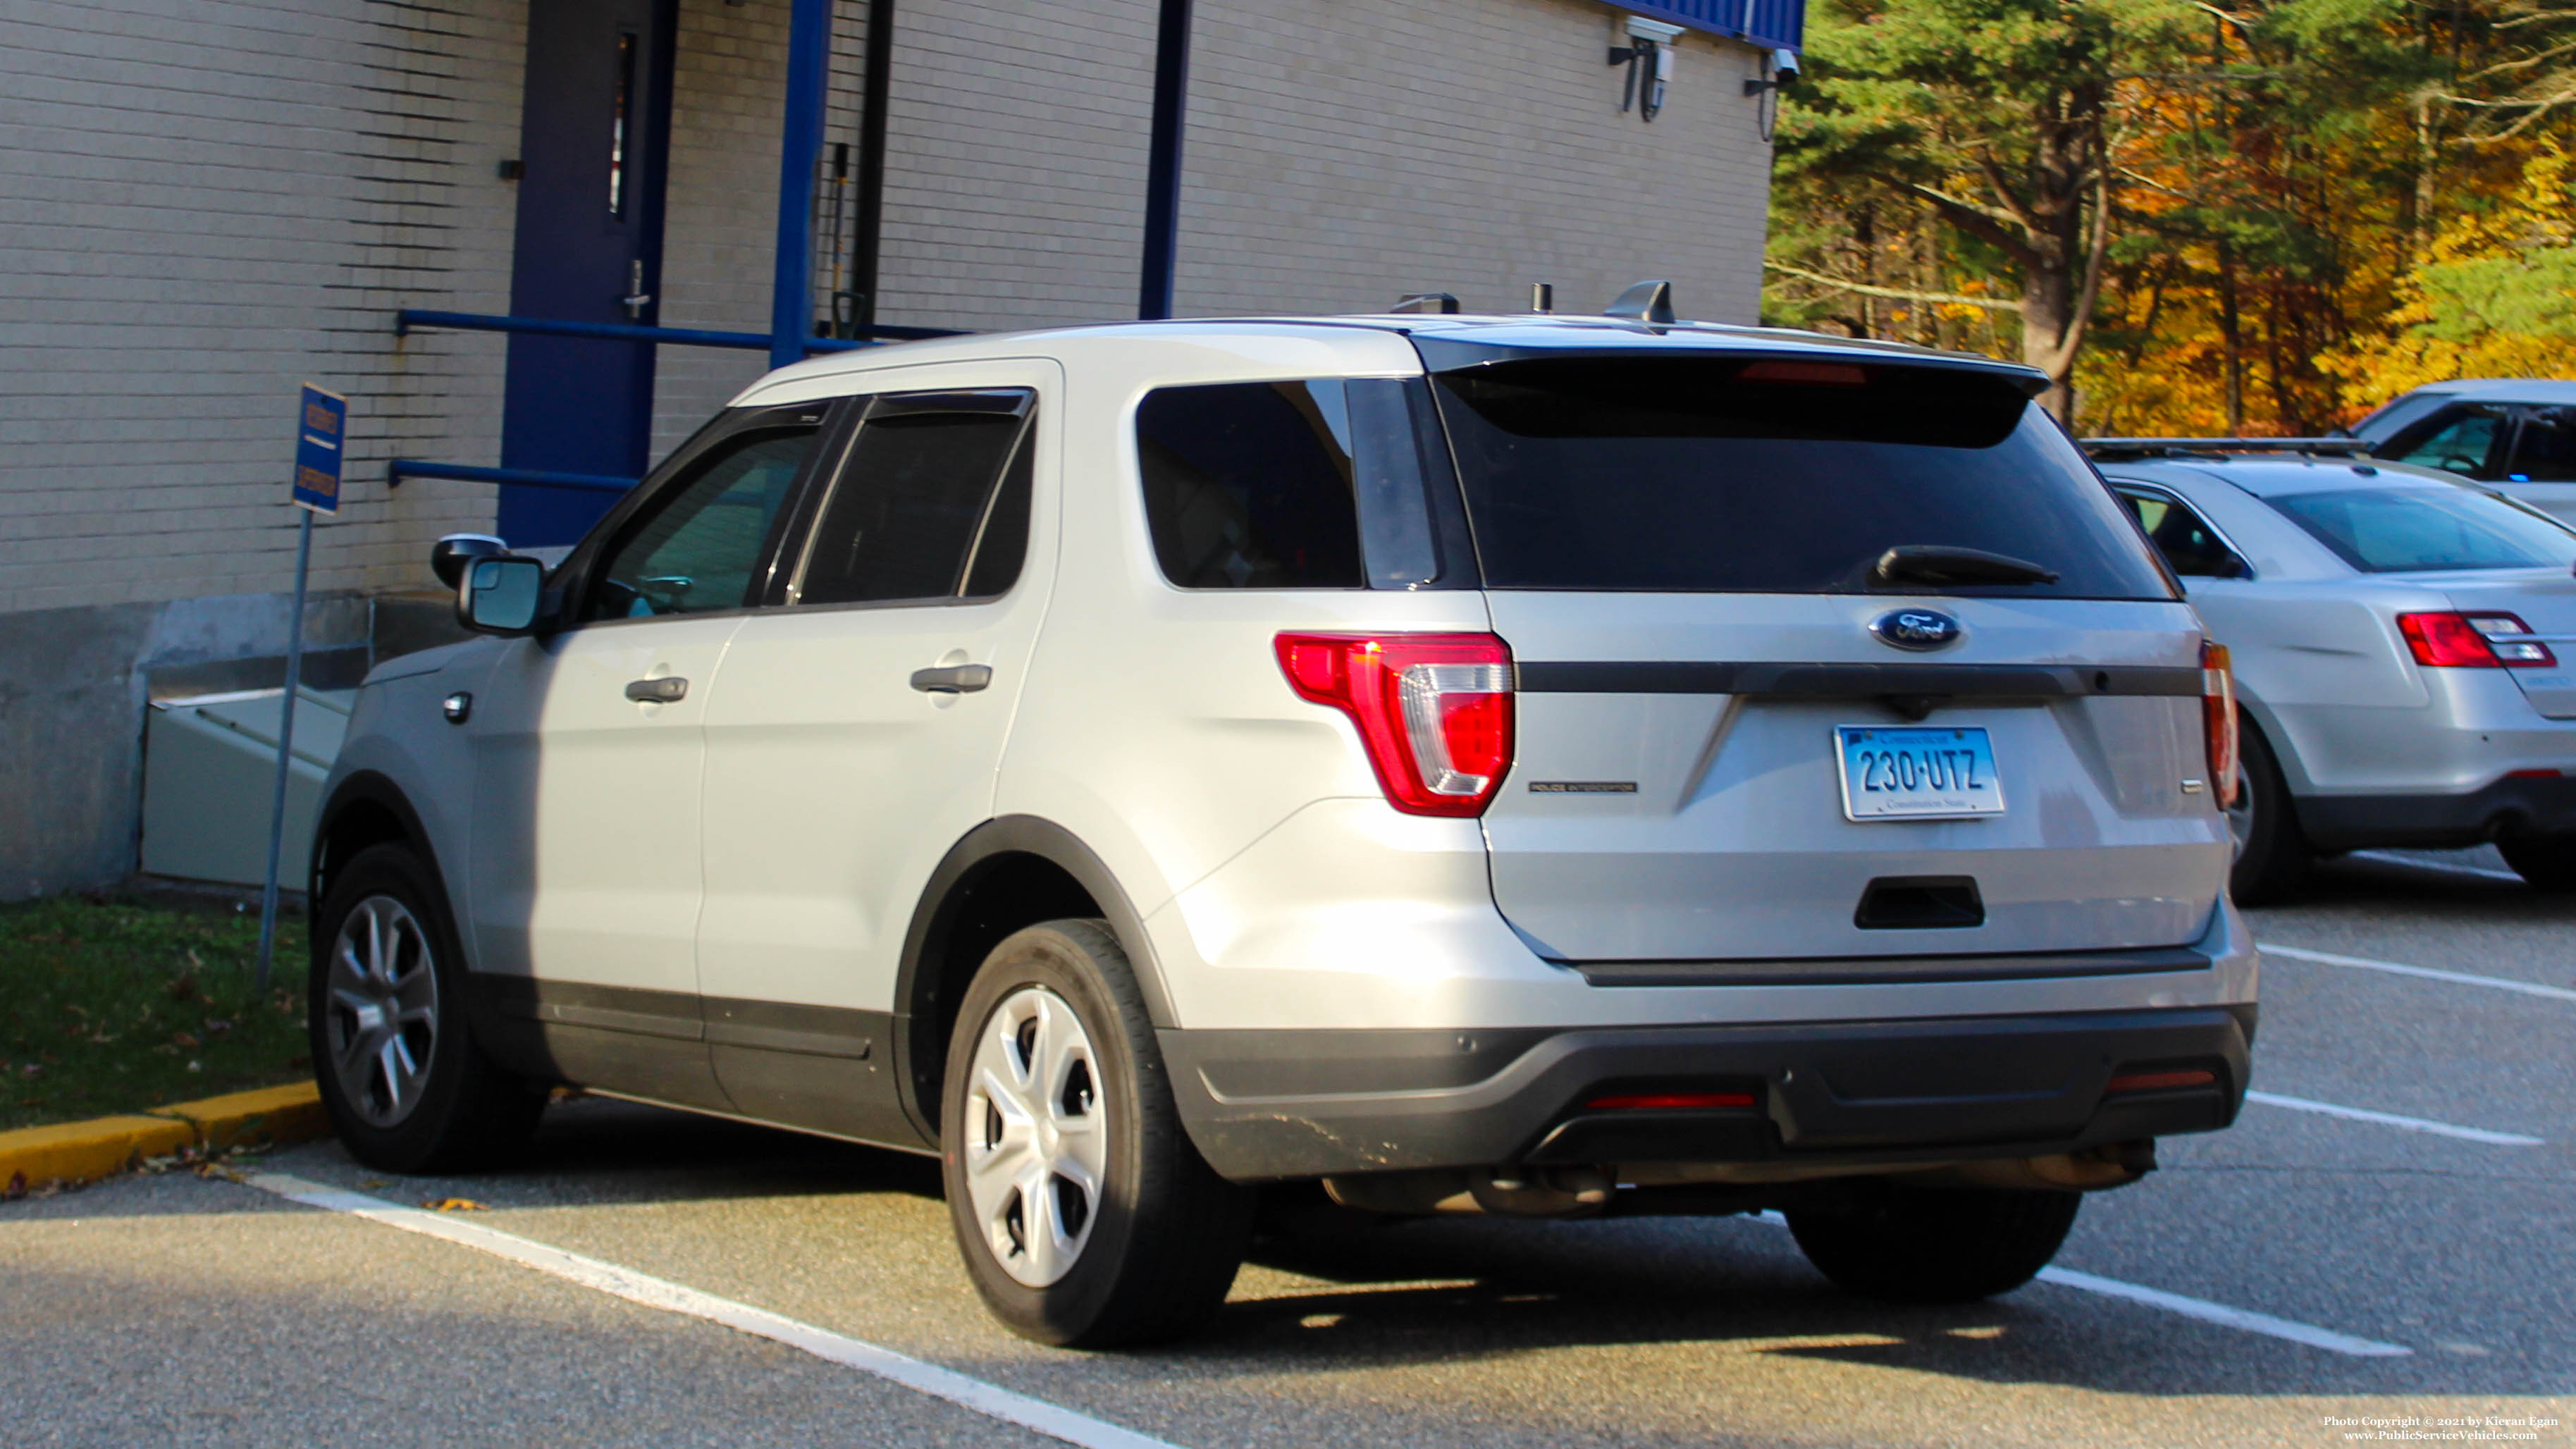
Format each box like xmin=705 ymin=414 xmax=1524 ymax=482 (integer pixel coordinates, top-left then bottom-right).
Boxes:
xmin=17 ymin=1063 xmax=38 ymax=1079
xmin=422 ymin=1198 xmax=489 ymax=1213
xmin=357 ymin=1177 xmax=390 ymax=1190
xmin=171 ymin=1032 xmax=199 ymax=1049
xmin=203 ymin=1019 xmax=232 ymax=1036
xmin=185 ymin=1059 xmax=202 ymax=1073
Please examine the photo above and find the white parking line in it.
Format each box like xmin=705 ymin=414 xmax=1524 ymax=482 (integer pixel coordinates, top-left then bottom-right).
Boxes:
xmin=2245 ymin=1090 xmax=2544 ymax=1147
xmin=243 ymin=1173 xmax=1181 ymax=1449
xmin=2348 ymin=850 xmax=2525 ymax=884
xmin=2258 ymin=942 xmax=2576 ymax=1004
xmin=2030 ymin=1269 xmax=2412 ymax=1357
xmin=1751 ymin=1213 xmax=2411 ymax=1357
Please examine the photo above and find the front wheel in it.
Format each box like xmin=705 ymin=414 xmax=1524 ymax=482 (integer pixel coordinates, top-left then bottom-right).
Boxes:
xmin=940 ymin=920 xmax=1252 ymax=1347
xmin=1787 ymin=1183 xmax=2081 ymax=1302
xmin=2498 ymin=834 xmax=2576 ymax=892
xmin=309 ymin=844 xmax=544 ymax=1173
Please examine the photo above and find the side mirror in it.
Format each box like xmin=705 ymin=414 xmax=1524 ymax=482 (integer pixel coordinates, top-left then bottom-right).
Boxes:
xmin=457 ymin=555 xmax=547 ymax=635
xmin=431 ymin=533 xmax=509 ymax=589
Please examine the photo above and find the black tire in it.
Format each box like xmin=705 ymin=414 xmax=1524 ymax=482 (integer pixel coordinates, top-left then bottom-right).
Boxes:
xmin=309 ymin=843 xmax=544 ymax=1174
xmin=939 ymin=920 xmax=1252 ymax=1348
xmin=1787 ymin=1183 xmax=2081 ymax=1302
xmin=2498 ymin=834 xmax=2576 ymax=892
xmin=2228 ymin=721 xmax=2312 ymax=906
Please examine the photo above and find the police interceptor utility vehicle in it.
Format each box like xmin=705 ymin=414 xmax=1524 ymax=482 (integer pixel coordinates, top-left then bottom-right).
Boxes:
xmin=311 ymin=298 xmax=2254 ymax=1346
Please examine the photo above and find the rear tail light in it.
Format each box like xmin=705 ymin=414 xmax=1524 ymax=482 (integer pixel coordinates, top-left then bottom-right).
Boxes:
xmin=2465 ymin=613 xmax=2558 ymax=666
xmin=2398 ymin=612 xmax=2508 ymax=667
xmin=2202 ymin=641 xmax=2240 ymax=810
xmin=1275 ymin=632 xmax=1515 ymax=817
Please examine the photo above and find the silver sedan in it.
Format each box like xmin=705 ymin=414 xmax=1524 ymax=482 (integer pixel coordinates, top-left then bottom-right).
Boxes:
xmin=2090 ymin=444 xmax=2576 ymax=900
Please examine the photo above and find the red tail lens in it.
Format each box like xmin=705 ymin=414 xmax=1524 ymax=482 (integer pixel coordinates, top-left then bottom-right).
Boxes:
xmin=1275 ymin=632 xmax=1515 ymax=817
xmin=2398 ymin=612 xmax=2504 ymax=667
xmin=2202 ymin=641 xmax=2241 ymax=810
xmin=2106 ymin=1068 xmax=2217 ymax=1095
xmin=1584 ymin=1091 xmax=1757 ymax=1111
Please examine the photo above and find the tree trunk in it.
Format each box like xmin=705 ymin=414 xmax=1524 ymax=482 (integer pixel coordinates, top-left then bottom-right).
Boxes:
xmin=2217 ymin=243 xmax=2246 ymax=436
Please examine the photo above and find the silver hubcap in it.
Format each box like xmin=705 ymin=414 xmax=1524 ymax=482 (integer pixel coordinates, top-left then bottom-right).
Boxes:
xmin=2225 ymin=761 xmax=2255 ymax=862
xmin=325 ymin=895 xmax=440 ymax=1128
xmin=962 ymin=987 xmax=1107 ymax=1288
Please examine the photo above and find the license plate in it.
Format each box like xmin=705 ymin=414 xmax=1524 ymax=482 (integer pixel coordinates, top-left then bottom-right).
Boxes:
xmin=1835 ymin=725 xmax=2006 ymax=821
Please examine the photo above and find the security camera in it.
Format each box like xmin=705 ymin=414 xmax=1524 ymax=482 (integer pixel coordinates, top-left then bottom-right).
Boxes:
xmin=1745 ymin=47 xmax=1800 ymax=95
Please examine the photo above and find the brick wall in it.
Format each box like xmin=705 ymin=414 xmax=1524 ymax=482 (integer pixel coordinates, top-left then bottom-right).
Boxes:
xmin=1178 ymin=0 xmax=1774 ymax=322
xmin=0 ymin=0 xmax=525 ymax=618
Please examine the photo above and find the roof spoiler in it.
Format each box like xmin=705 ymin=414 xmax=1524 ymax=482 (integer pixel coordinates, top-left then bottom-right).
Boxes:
xmin=2083 ymin=436 xmax=2368 ymax=461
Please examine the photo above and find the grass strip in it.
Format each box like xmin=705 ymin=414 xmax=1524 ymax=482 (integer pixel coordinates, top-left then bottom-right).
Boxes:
xmin=1 ymin=889 xmax=309 ymax=1133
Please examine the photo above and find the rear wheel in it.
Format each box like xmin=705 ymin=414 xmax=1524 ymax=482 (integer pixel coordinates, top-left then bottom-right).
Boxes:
xmin=2498 ymin=834 xmax=2576 ymax=892
xmin=309 ymin=844 xmax=544 ymax=1173
xmin=1788 ymin=1183 xmax=2081 ymax=1302
xmin=940 ymin=920 xmax=1252 ymax=1347
xmin=2227 ymin=722 xmax=2312 ymax=905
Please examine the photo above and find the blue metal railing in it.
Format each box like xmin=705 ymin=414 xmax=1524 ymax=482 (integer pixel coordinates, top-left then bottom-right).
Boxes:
xmin=1622 ymin=0 xmax=1803 ymax=51
xmin=387 ymin=307 xmax=970 ymax=495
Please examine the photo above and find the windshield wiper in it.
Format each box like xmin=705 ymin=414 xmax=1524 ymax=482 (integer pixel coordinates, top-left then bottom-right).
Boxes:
xmin=1871 ymin=545 xmax=2060 ymax=587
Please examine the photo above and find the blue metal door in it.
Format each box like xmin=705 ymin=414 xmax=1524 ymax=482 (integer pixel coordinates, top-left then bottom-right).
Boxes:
xmin=499 ymin=0 xmax=678 ymax=546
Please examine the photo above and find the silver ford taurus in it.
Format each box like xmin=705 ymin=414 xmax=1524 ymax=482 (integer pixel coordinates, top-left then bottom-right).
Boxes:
xmin=2090 ymin=442 xmax=2576 ymax=899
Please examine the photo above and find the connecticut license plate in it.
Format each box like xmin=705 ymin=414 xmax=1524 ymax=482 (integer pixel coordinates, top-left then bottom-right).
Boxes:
xmin=1834 ymin=725 xmax=2006 ymax=822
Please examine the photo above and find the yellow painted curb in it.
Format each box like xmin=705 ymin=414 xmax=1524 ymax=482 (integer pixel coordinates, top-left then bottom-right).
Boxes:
xmin=152 ymin=1083 xmax=329 ymax=1154
xmin=0 ymin=1115 xmax=196 ymax=1193
xmin=0 ymin=1080 xmax=328 ymax=1195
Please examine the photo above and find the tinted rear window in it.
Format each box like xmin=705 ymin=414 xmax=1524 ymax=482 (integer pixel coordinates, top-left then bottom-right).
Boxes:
xmin=2263 ymin=486 xmax=2576 ymax=572
xmin=1137 ymin=381 xmax=1365 ymax=588
xmin=1430 ymin=358 xmax=2174 ymax=598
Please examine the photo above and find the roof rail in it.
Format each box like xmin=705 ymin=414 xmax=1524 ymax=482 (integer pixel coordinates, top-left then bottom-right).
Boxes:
xmin=2082 ymin=436 xmax=2369 ymax=460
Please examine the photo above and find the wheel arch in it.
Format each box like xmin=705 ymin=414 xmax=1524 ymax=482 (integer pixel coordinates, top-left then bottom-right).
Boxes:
xmin=892 ymin=816 xmax=1177 ymax=1143
xmin=311 ymin=772 xmax=459 ymax=958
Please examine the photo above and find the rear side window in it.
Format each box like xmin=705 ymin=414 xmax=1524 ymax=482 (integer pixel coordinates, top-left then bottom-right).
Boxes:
xmin=2508 ymin=409 xmax=2576 ymax=483
xmin=2115 ymin=487 xmax=2244 ymax=578
xmin=1431 ymin=357 xmax=2174 ymax=598
xmin=794 ymin=395 xmax=1033 ymax=605
xmin=1137 ymin=382 xmax=1366 ymax=588
xmin=2262 ymin=486 xmax=2575 ymax=573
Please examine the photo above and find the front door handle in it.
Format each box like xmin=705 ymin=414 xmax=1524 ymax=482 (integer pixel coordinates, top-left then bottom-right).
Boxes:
xmin=625 ymin=677 xmax=687 ymax=703
xmin=910 ymin=664 xmax=993 ymax=694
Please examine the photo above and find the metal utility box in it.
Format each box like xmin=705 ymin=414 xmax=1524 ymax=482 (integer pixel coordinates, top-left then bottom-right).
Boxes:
xmin=140 ymin=688 xmax=355 ymax=887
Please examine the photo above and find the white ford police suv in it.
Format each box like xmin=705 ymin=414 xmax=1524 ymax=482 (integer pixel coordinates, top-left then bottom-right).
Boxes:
xmin=311 ymin=307 xmax=2256 ymax=1346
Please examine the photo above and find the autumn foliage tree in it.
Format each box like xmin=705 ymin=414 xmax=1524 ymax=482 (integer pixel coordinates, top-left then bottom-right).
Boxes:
xmin=1766 ymin=0 xmax=2576 ymax=432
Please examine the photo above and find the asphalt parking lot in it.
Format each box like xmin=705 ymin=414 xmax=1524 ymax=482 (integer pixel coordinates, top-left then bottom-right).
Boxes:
xmin=5 ymin=849 xmax=2570 ymax=1449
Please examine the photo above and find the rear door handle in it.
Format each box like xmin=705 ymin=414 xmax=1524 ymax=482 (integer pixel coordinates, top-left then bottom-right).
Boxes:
xmin=624 ymin=677 xmax=688 ymax=703
xmin=910 ymin=664 xmax=993 ymax=694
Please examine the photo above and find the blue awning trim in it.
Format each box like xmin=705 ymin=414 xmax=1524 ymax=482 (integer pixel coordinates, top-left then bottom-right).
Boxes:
xmin=1620 ymin=0 xmax=1802 ymax=51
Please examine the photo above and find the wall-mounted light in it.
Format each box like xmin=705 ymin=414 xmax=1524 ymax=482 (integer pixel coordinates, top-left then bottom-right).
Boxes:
xmin=1608 ymin=16 xmax=1684 ymax=122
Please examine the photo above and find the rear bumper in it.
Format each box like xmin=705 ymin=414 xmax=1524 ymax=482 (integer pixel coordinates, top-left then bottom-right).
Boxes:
xmin=1161 ymin=1004 xmax=2253 ymax=1182
xmin=2296 ymin=775 xmax=2576 ymax=851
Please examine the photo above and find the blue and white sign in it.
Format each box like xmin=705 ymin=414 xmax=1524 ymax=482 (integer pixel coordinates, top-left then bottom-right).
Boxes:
xmin=293 ymin=383 xmax=347 ymax=515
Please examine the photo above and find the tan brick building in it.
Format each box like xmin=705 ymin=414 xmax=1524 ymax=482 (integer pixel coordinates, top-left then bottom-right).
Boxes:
xmin=0 ymin=0 xmax=1793 ymax=896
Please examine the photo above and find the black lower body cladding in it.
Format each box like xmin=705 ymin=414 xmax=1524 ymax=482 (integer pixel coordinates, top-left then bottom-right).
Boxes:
xmin=1159 ymin=1006 xmax=2255 ymax=1182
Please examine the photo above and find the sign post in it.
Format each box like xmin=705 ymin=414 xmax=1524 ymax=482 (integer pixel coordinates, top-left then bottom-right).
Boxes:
xmin=257 ymin=383 xmax=346 ymax=992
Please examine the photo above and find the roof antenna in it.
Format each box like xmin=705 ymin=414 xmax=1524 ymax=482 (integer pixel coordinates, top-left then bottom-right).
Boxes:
xmin=1530 ymin=283 xmax=1554 ymax=314
xmin=1605 ymin=280 xmax=1675 ymax=326
xmin=1392 ymin=292 xmax=1460 ymax=314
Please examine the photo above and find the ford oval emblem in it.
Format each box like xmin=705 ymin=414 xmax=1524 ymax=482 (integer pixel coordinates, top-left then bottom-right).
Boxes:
xmin=1871 ymin=608 xmax=1961 ymax=651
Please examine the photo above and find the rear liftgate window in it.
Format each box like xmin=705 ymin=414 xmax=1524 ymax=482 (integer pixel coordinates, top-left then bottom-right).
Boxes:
xmin=1431 ymin=357 xmax=2174 ymax=599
